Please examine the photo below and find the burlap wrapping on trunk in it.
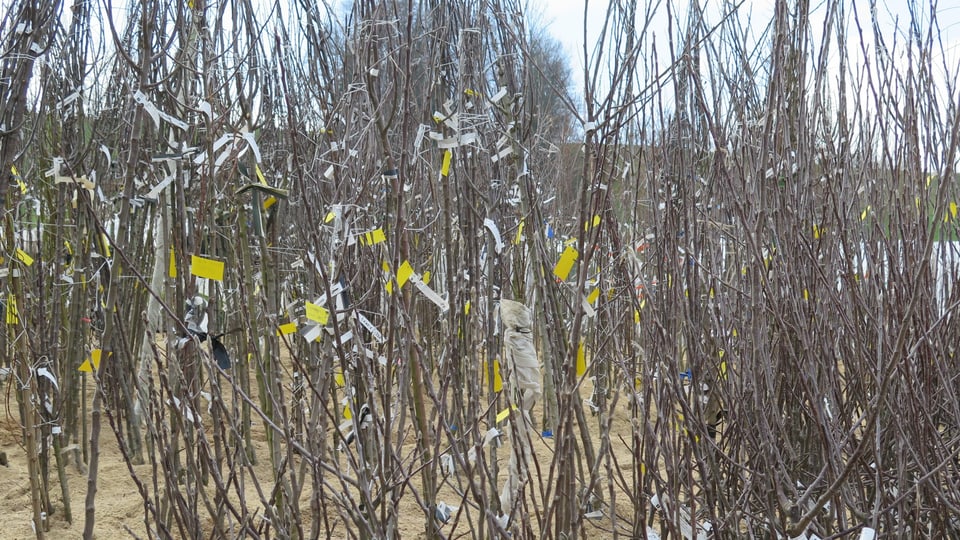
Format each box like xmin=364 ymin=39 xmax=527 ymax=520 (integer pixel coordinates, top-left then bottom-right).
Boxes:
xmin=497 ymin=299 xmax=542 ymax=515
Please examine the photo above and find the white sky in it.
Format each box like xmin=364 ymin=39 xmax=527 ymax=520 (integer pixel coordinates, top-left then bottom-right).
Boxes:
xmin=534 ymin=0 xmax=960 ymax=137
xmin=538 ymin=0 xmax=959 ymax=63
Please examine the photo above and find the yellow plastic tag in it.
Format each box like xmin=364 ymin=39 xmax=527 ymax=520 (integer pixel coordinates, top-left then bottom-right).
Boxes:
xmin=6 ymin=294 xmax=18 ymax=324
xmin=441 ymin=150 xmax=452 ymax=177
xmin=496 ymin=405 xmax=518 ymax=423
xmin=576 ymin=342 xmax=586 ymax=377
xmin=190 ymin=255 xmax=225 ymax=281
xmin=553 ymin=246 xmax=578 ymax=281
xmin=305 ymin=302 xmax=329 ymax=325
xmin=361 ymin=228 xmax=386 ymax=246
xmin=79 ymin=349 xmax=106 ymax=372
xmin=397 ymin=261 xmax=414 ymax=289
xmin=15 ymin=249 xmax=33 ymax=266
xmin=587 ymin=288 xmax=600 ymax=305
xmin=168 ymin=246 xmax=177 ymax=278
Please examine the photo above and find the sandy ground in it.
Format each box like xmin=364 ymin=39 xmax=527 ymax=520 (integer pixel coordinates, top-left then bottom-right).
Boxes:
xmin=0 ymin=412 xmax=148 ymax=539
xmin=0 ymin=364 xmax=651 ymax=540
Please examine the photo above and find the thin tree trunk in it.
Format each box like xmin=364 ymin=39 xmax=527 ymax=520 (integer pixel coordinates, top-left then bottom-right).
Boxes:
xmin=81 ymin=385 xmax=102 ymax=540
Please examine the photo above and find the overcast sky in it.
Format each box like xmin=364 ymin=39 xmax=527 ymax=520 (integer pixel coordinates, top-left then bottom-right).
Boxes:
xmin=531 ymin=0 xmax=960 ymax=127
xmin=537 ymin=0 xmax=960 ymax=85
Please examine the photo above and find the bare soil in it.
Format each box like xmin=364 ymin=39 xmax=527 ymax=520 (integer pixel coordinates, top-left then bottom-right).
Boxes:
xmin=0 ymin=358 xmax=649 ymax=539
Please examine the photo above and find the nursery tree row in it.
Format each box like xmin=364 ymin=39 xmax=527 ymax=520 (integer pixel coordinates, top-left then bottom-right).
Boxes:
xmin=2 ymin=0 xmax=960 ymax=538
